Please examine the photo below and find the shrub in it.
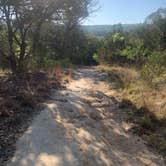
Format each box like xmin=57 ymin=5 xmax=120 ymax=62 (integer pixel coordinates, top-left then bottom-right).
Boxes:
xmin=93 ymin=53 xmax=100 ymax=63
xmin=141 ymin=51 xmax=166 ymax=86
xmin=139 ymin=115 xmax=154 ymax=130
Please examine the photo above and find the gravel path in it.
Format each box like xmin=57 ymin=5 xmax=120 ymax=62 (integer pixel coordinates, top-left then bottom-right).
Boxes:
xmin=6 ymin=67 xmax=165 ymax=166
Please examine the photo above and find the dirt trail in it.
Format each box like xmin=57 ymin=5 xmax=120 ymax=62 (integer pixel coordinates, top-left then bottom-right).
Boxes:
xmin=7 ymin=67 xmax=165 ymax=166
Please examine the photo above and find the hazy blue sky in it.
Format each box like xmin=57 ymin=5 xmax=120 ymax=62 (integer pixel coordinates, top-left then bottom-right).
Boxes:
xmin=83 ymin=0 xmax=166 ymax=25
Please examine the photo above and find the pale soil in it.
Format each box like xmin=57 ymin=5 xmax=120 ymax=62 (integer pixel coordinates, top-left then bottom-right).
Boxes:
xmin=6 ymin=67 xmax=165 ymax=166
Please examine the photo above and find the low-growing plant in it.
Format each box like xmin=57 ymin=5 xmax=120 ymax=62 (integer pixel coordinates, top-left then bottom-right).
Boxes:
xmin=141 ymin=51 xmax=166 ymax=87
xmin=144 ymin=134 xmax=166 ymax=157
xmin=139 ymin=115 xmax=154 ymax=130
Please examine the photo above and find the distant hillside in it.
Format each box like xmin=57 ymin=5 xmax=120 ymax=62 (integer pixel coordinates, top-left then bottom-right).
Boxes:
xmin=82 ymin=24 xmax=142 ymax=36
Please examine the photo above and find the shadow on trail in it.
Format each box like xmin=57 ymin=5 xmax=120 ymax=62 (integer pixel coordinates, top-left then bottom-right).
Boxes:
xmin=9 ymin=89 xmax=164 ymax=166
xmin=7 ymin=67 xmax=165 ymax=166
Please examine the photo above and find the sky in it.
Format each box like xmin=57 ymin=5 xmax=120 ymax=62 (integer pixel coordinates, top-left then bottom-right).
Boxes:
xmin=83 ymin=0 xmax=166 ymax=25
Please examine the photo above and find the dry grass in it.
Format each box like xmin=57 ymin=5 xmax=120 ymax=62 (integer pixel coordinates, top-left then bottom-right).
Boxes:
xmin=47 ymin=66 xmax=73 ymax=85
xmin=98 ymin=65 xmax=166 ymax=120
xmin=61 ymin=69 xmax=73 ymax=84
xmin=0 ymin=66 xmax=68 ymax=164
xmin=98 ymin=65 xmax=166 ymax=161
xmin=0 ymin=66 xmax=73 ymax=119
xmin=0 ymin=69 xmax=10 ymax=77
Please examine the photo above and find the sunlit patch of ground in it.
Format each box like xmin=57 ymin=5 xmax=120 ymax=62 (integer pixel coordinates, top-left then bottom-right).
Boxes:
xmin=7 ymin=67 xmax=165 ymax=166
xmin=0 ymin=69 xmax=10 ymax=77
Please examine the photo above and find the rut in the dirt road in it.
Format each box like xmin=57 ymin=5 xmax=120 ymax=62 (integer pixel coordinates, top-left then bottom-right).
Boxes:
xmin=6 ymin=67 xmax=165 ymax=166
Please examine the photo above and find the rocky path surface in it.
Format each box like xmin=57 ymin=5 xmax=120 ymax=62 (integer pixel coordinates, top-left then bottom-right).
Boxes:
xmin=7 ymin=67 xmax=165 ymax=166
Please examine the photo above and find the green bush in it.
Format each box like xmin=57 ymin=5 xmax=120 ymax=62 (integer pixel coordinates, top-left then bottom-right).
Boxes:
xmin=44 ymin=58 xmax=73 ymax=69
xmin=58 ymin=58 xmax=73 ymax=68
xmin=30 ymin=58 xmax=73 ymax=71
xmin=141 ymin=51 xmax=166 ymax=86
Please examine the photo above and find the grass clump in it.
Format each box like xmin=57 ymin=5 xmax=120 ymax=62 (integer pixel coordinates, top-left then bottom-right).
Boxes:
xmin=144 ymin=134 xmax=166 ymax=157
xmin=139 ymin=115 xmax=154 ymax=130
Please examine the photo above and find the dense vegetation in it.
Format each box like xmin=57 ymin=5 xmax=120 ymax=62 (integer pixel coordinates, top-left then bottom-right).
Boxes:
xmin=1 ymin=1 xmax=165 ymax=77
xmin=95 ymin=8 xmax=166 ymax=65
xmin=0 ymin=0 xmax=97 ymax=74
xmin=93 ymin=8 xmax=166 ymax=88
